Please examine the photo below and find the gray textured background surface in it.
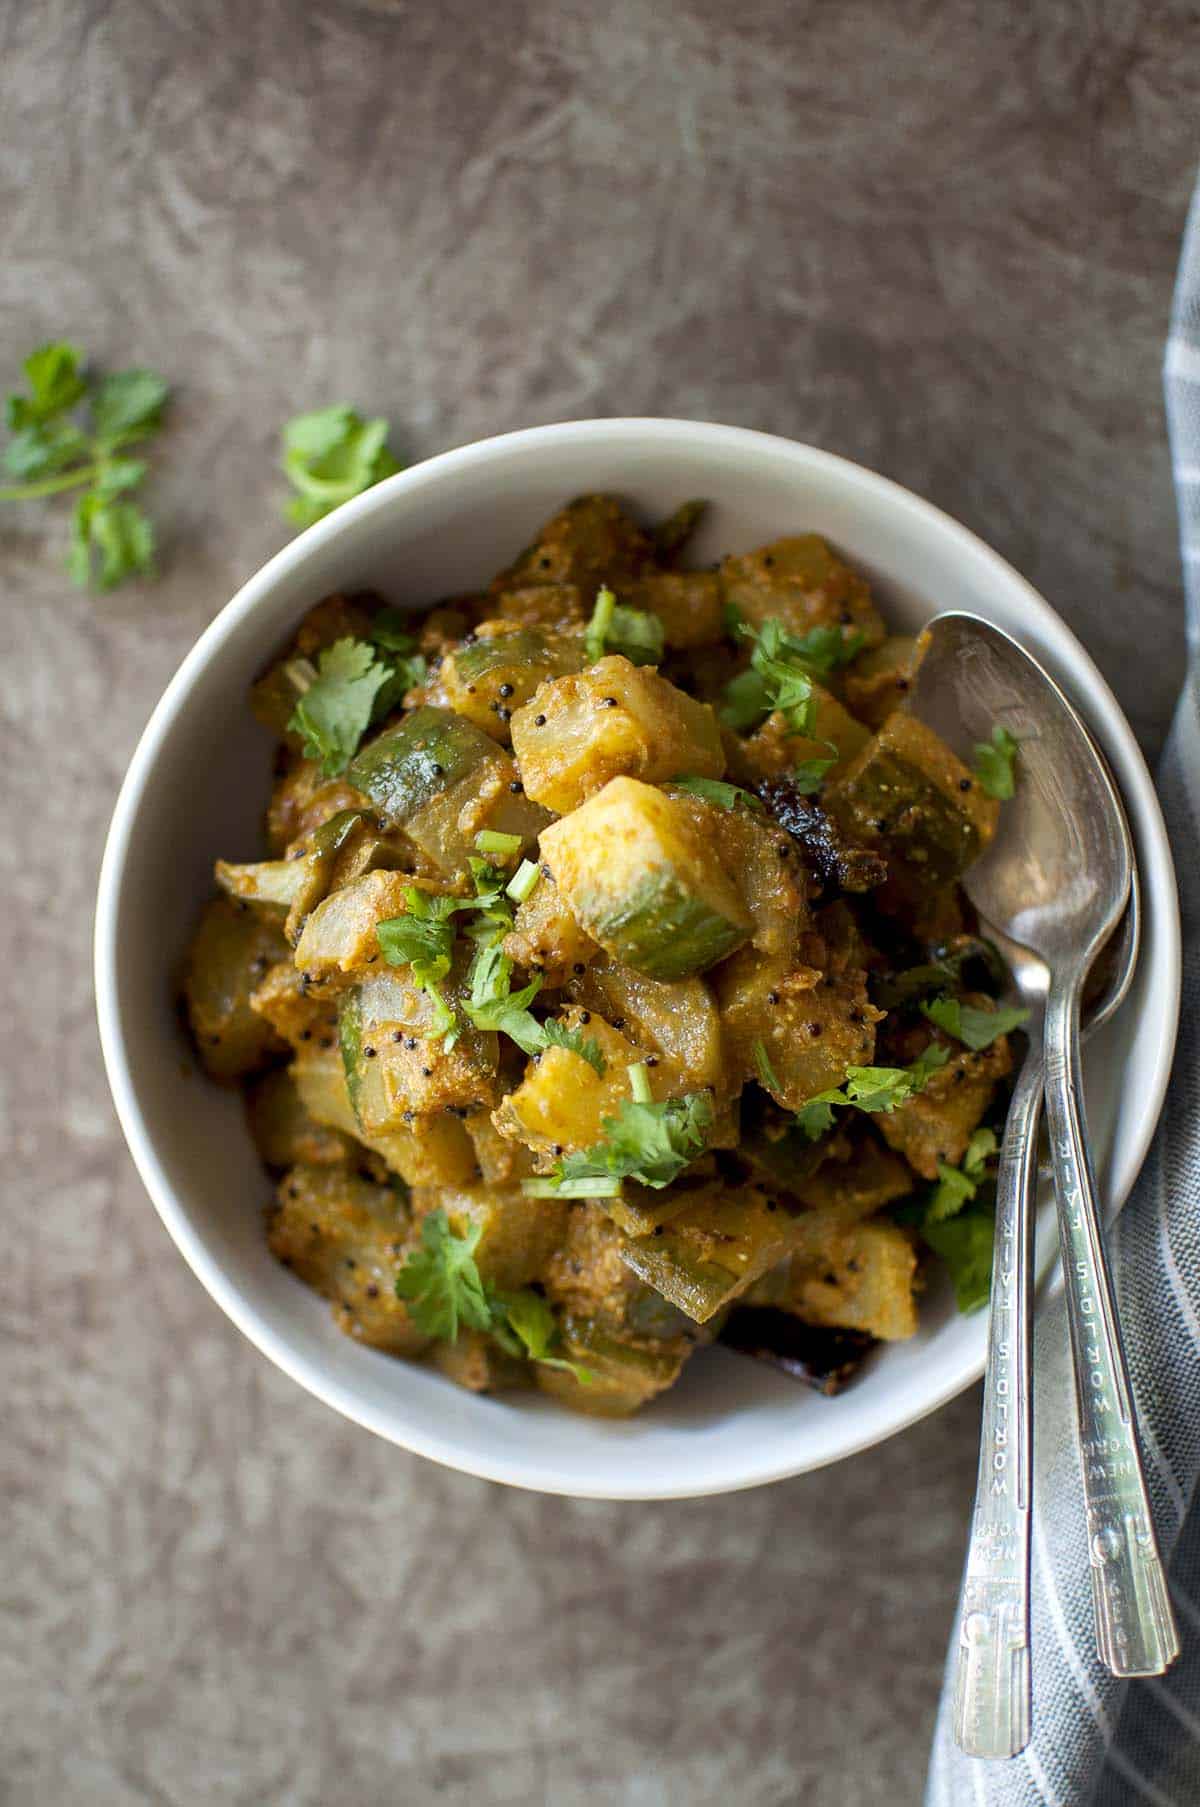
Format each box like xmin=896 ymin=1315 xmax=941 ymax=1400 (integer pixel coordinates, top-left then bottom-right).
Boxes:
xmin=2 ymin=3 xmax=1195 ymax=1803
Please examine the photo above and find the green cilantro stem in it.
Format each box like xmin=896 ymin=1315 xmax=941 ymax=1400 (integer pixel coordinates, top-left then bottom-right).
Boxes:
xmin=627 ymin=1062 xmax=653 ymax=1105
xmin=475 ymin=829 xmax=523 ymax=858
xmin=0 ymin=463 xmax=107 ymax=501
xmin=522 ymin=1175 xmax=624 ymax=1198
xmin=506 ymin=859 xmax=541 ymax=904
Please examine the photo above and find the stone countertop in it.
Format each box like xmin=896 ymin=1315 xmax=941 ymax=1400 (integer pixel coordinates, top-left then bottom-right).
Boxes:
xmin=2 ymin=3 xmax=1193 ymax=1802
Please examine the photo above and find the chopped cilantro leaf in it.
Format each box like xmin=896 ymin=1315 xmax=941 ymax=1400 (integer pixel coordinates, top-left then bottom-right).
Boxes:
xmin=720 ymin=616 xmax=866 ymax=735
xmin=921 ymin=996 xmax=1030 ymax=1051
xmin=785 ymin=740 xmax=839 ymax=795
xmin=541 ymin=1019 xmax=607 ymax=1075
xmin=669 ymin=775 xmax=764 ymax=812
xmin=584 ymin=584 xmax=665 ymax=667
xmin=288 ymin=637 xmax=395 ymax=777
xmin=795 ymin=1095 xmax=840 ymax=1141
xmin=281 ymin=403 xmax=401 ymax=528
xmin=926 ymin=1127 xmax=998 ymax=1222
xmin=794 ymin=1046 xmax=950 ymax=1140
xmin=973 ymin=725 xmax=1019 ymax=800
xmin=533 ymin=1090 xmax=713 ymax=1194
xmin=784 ymin=622 xmax=866 ymax=675
xmin=491 ymin=1289 xmax=595 ymax=1383
xmin=922 ymin=1205 xmax=995 ymax=1313
xmin=5 ymin=342 xmax=87 ymax=430
xmin=395 ymin=1209 xmax=492 ymax=1340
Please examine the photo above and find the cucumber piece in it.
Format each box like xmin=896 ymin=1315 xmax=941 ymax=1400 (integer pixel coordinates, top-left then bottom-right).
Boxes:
xmin=574 ymin=957 xmax=723 ymax=1092
xmin=510 ymin=656 xmax=725 ymax=815
xmin=348 ymin=706 xmax=497 ymax=821
xmin=540 ymin=777 xmax=751 ymax=981
xmin=720 ymin=534 xmax=886 ymax=647
xmin=291 ymin=1042 xmax=478 ymax=1186
xmin=841 ymin=634 xmax=919 ymax=728
xmin=439 ymin=625 xmax=585 ymax=740
xmin=618 ymin=1185 xmax=807 ymax=1323
xmin=183 ymin=897 xmax=289 ymax=1082
xmin=826 ymin=712 xmax=999 ymax=900
xmin=339 ymin=982 xmax=499 ymax=1132
xmin=350 ymin=705 xmax=550 ymax=875
xmin=534 ymin=1315 xmax=691 ymax=1417
xmin=715 ymin=950 xmax=881 ymax=1106
xmin=268 ymin=1164 xmax=429 ymax=1356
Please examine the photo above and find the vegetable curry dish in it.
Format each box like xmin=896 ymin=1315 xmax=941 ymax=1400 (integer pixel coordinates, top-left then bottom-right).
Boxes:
xmin=183 ymin=495 xmax=1024 ymax=1416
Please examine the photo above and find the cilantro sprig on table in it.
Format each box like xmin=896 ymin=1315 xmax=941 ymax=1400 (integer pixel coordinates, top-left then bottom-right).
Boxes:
xmin=281 ymin=404 xmax=402 ymax=527
xmin=524 ymin=1064 xmax=714 ymax=1197
xmin=794 ymin=1043 xmax=951 ymax=1141
xmin=1 ymin=342 xmax=168 ymax=589
xmin=584 ymin=584 xmax=665 ymax=667
xmin=394 ymin=1209 xmax=593 ymax=1380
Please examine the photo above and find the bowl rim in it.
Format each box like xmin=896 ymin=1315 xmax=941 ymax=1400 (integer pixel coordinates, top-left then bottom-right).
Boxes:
xmin=94 ymin=417 xmax=1182 ymax=1498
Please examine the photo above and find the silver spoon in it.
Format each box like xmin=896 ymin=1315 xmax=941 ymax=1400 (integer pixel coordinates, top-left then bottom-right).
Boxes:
xmin=908 ymin=614 xmax=1177 ymax=1754
xmin=948 ymin=902 xmax=1134 ymax=1756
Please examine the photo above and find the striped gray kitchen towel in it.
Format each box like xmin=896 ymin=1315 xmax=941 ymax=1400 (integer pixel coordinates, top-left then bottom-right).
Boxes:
xmin=927 ymin=182 xmax=1200 ymax=1806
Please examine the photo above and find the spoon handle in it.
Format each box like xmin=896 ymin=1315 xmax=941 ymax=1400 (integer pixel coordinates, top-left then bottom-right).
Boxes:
xmin=1043 ymin=972 xmax=1180 ymax=1677
xmin=953 ymin=1030 xmax=1041 ymax=1758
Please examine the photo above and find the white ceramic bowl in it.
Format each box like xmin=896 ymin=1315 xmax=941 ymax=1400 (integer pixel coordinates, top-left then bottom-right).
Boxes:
xmin=95 ymin=420 xmax=1180 ymax=1499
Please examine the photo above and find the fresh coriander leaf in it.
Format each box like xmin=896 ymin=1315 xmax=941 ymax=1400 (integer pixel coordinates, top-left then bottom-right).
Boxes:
xmin=963 ymin=1126 xmax=999 ymax=1174
xmin=69 ymin=494 xmax=155 ymax=590
xmin=794 ymin=1047 xmax=950 ymax=1137
xmin=5 ymin=341 xmax=86 ymax=429
xmin=785 ymin=741 xmax=839 ymax=794
xmin=89 ymin=368 xmax=169 ymax=447
xmin=973 ymin=725 xmax=1019 ymax=800
xmin=93 ymin=456 xmax=148 ymax=500
xmin=669 ymin=775 xmax=764 ymax=812
xmin=927 ymin=1164 xmax=978 ymax=1222
xmin=288 ymin=637 xmax=394 ymax=777
xmin=721 ymin=617 xmax=828 ymax=735
xmin=493 ymin=1289 xmax=595 ymax=1383
xmin=928 ymin=1124 xmax=1000 ymax=1221
xmin=785 ymin=623 xmax=866 ymax=675
xmin=540 ymin=1019 xmax=607 ymax=1075
xmin=3 ymin=417 xmax=89 ymax=480
xmin=795 ymin=1094 xmax=841 ymax=1141
xmin=282 ymin=403 xmax=401 ymax=527
xmin=2 ymin=345 xmax=170 ymax=590
xmin=753 ymin=1038 xmax=782 ymax=1094
xmin=367 ymin=607 xmax=420 ymax=653
xmin=921 ymin=995 xmax=1030 ymax=1051
xmin=922 ymin=1204 xmax=995 ymax=1313
xmin=584 ymin=584 xmax=665 ymax=667
xmin=394 ymin=1209 xmax=491 ymax=1340
xmin=544 ymin=1090 xmax=714 ymax=1193
xmin=718 ymin=666 xmax=772 ymax=731
xmin=377 ymin=910 xmax=455 ymax=975
xmin=368 ymin=653 xmax=427 ymax=726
